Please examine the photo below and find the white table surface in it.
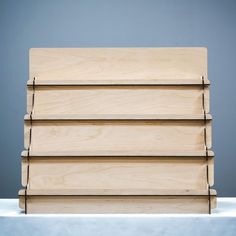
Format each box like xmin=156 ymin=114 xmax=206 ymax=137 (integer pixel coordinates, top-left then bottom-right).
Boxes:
xmin=0 ymin=198 xmax=236 ymax=236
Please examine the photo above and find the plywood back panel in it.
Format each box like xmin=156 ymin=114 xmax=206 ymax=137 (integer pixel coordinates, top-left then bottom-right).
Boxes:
xmin=27 ymin=85 xmax=209 ymax=115
xmin=29 ymin=48 xmax=207 ymax=82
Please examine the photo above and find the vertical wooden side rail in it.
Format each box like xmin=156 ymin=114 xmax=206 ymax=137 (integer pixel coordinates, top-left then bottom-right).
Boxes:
xmin=25 ymin=77 xmax=36 ymax=214
xmin=202 ymin=76 xmax=211 ymax=214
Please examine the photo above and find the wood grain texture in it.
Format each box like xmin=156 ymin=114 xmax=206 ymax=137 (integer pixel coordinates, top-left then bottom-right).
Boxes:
xmin=24 ymin=120 xmax=212 ymax=154
xmin=22 ymin=156 xmax=214 ymax=190
xmin=19 ymin=189 xmax=217 ymax=196
xmin=21 ymin=47 xmax=216 ymax=214
xmin=18 ymin=193 xmax=216 ymax=214
xmin=27 ymin=85 xmax=210 ymax=116
xmin=29 ymin=48 xmax=208 ymax=82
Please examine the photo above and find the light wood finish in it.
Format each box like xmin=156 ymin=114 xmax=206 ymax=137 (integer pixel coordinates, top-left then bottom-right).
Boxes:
xmin=22 ymin=156 xmax=214 ymax=190
xmin=20 ymin=47 xmax=216 ymax=214
xmin=24 ymin=120 xmax=211 ymax=154
xmin=21 ymin=150 xmax=214 ymax=157
xmin=27 ymin=85 xmax=209 ymax=116
xmin=29 ymin=48 xmax=208 ymax=82
xmin=24 ymin=114 xmax=212 ymax=121
xmin=19 ymin=196 xmax=215 ymax=214
xmin=19 ymin=189 xmax=216 ymax=196
xmin=18 ymin=189 xmax=216 ymax=214
xmin=27 ymin=79 xmax=210 ymax=85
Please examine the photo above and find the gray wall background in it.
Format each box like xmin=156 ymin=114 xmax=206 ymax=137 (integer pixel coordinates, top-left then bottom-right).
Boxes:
xmin=0 ymin=0 xmax=236 ymax=198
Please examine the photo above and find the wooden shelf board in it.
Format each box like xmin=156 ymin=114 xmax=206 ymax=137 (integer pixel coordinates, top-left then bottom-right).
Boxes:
xmin=21 ymin=150 xmax=214 ymax=157
xmin=24 ymin=114 xmax=212 ymax=121
xmin=27 ymin=79 xmax=210 ymax=86
xmin=19 ymin=189 xmax=216 ymax=196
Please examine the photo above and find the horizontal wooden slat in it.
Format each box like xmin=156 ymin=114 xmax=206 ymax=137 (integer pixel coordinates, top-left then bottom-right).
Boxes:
xmin=22 ymin=156 xmax=214 ymax=190
xmin=24 ymin=114 xmax=212 ymax=121
xmin=19 ymin=191 xmax=217 ymax=214
xmin=30 ymin=48 xmax=207 ymax=82
xmin=21 ymin=150 xmax=214 ymax=157
xmin=19 ymin=189 xmax=216 ymax=196
xmin=27 ymin=85 xmax=210 ymax=116
xmin=27 ymin=79 xmax=210 ymax=85
xmin=19 ymin=195 xmax=216 ymax=214
xmin=24 ymin=120 xmax=212 ymax=153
